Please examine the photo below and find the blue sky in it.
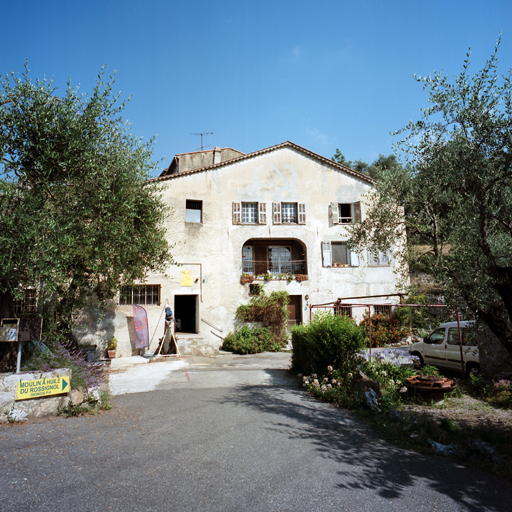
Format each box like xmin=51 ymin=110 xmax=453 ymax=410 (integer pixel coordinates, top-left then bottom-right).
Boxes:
xmin=2 ymin=1 xmax=511 ymax=175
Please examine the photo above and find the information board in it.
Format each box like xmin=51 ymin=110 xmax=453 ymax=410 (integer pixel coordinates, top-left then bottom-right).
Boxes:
xmin=16 ymin=377 xmax=70 ymax=400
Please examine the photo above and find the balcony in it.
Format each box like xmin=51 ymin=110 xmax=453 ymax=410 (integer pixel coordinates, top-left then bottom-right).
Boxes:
xmin=241 ymin=238 xmax=308 ymax=279
xmin=242 ymin=259 xmax=307 ymax=276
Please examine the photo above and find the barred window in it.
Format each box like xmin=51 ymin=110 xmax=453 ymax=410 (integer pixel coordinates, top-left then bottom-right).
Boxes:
xmin=119 ymin=285 xmax=161 ymax=306
xmin=14 ymin=289 xmax=37 ymax=315
xmin=335 ymin=305 xmax=352 ymax=318
xmin=374 ymin=305 xmax=392 ymax=316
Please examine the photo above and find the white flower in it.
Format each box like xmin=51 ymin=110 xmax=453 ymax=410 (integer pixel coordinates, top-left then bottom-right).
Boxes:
xmin=381 ymin=371 xmax=387 ymax=376
xmin=327 ymin=384 xmax=332 ymax=389
xmin=347 ymin=373 xmax=353 ymax=379
xmin=312 ymin=373 xmax=317 ymax=379
xmin=331 ymin=379 xmax=337 ymax=384
xmin=313 ymin=379 xmax=319 ymax=386
xmin=389 ymin=379 xmax=395 ymax=385
xmin=327 ymin=366 xmax=333 ymax=373
xmin=321 ymin=385 xmax=327 ymax=392
xmin=400 ymin=386 xmax=408 ymax=393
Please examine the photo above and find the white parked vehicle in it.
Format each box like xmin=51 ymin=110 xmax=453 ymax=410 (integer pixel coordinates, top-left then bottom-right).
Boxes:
xmin=409 ymin=321 xmax=480 ymax=374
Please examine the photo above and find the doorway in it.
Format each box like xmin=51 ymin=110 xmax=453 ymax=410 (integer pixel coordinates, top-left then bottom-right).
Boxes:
xmin=288 ymin=295 xmax=302 ymax=327
xmin=174 ymin=295 xmax=198 ymax=333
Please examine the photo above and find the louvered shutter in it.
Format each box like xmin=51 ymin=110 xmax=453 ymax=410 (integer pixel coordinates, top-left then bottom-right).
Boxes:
xmin=258 ymin=203 xmax=267 ymax=224
xmin=353 ymin=201 xmax=361 ymax=222
xmin=298 ymin=203 xmax=306 ymax=224
xmin=330 ymin=202 xmax=339 ymax=224
xmin=322 ymin=241 xmax=332 ymax=267
xmin=273 ymin=202 xmax=282 ymax=224
xmin=232 ymin=202 xmax=241 ymax=224
xmin=350 ymin=251 xmax=359 ymax=267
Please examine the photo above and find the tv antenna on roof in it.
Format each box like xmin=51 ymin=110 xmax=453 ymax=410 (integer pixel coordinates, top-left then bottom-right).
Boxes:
xmin=191 ymin=132 xmax=213 ymax=151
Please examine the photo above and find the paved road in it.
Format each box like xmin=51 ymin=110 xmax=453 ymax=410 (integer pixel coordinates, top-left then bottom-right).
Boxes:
xmin=1 ymin=353 xmax=512 ymax=512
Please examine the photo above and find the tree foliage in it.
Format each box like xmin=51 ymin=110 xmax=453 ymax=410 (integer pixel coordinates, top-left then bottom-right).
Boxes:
xmin=347 ymin=38 xmax=512 ymax=359
xmin=332 ymin=149 xmax=402 ymax=180
xmin=0 ymin=65 xmax=173 ymax=335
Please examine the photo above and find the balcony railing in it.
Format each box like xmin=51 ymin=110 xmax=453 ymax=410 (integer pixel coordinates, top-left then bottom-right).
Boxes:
xmin=242 ymin=260 xmax=307 ymax=276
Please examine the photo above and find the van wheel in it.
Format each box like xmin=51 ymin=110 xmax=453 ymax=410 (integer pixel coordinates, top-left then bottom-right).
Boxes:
xmin=466 ymin=363 xmax=480 ymax=377
xmin=411 ymin=352 xmax=423 ymax=369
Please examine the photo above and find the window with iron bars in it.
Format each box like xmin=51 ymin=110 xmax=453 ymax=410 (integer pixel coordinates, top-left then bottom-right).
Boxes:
xmin=334 ymin=305 xmax=352 ymax=318
xmin=14 ymin=289 xmax=37 ymax=315
xmin=373 ymin=305 xmax=392 ymax=316
xmin=119 ymin=285 xmax=161 ymax=306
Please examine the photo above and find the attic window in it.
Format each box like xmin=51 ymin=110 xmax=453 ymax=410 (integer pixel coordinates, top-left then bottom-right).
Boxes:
xmin=186 ymin=200 xmax=202 ymax=223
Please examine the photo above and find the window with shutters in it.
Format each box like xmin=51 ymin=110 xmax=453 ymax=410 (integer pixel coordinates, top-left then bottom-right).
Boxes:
xmin=329 ymin=201 xmax=361 ymax=224
xmin=185 ymin=200 xmax=202 ymax=223
xmin=273 ymin=202 xmax=306 ymax=224
xmin=232 ymin=202 xmax=267 ymax=224
xmin=368 ymin=251 xmax=391 ymax=266
xmin=322 ymin=241 xmax=359 ymax=267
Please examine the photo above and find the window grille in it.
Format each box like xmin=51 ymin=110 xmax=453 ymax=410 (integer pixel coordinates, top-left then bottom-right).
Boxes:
xmin=374 ymin=305 xmax=392 ymax=316
xmin=119 ymin=285 xmax=161 ymax=306
xmin=14 ymin=289 xmax=37 ymax=315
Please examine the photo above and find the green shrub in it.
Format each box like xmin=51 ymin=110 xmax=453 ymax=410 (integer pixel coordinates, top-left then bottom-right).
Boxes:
xmin=221 ymin=326 xmax=281 ymax=355
xmin=291 ymin=312 xmax=365 ymax=375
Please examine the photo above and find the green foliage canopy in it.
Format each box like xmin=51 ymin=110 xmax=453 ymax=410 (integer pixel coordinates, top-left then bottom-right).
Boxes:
xmin=347 ymin=39 xmax=512 ymax=359
xmin=0 ymin=65 xmax=173 ymax=329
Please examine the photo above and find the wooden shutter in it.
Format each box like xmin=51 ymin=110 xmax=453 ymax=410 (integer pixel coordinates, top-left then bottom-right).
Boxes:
xmin=273 ymin=202 xmax=282 ymax=224
xmin=330 ymin=202 xmax=339 ymax=224
xmin=232 ymin=202 xmax=241 ymax=224
xmin=350 ymin=251 xmax=359 ymax=267
xmin=353 ymin=201 xmax=361 ymax=222
xmin=322 ymin=241 xmax=332 ymax=267
xmin=258 ymin=202 xmax=267 ymax=224
xmin=298 ymin=203 xmax=306 ymax=224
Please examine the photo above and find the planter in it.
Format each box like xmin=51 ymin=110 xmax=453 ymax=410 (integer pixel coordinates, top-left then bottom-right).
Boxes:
xmin=405 ymin=375 xmax=456 ymax=402
xmin=295 ymin=274 xmax=309 ymax=283
xmin=107 ymin=349 xmax=116 ymax=359
xmin=240 ymin=275 xmax=254 ymax=285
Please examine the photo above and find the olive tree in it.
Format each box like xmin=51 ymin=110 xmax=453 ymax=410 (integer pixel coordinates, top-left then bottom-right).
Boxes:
xmin=0 ymin=65 xmax=173 ymax=340
xmin=348 ymin=39 xmax=512 ymax=359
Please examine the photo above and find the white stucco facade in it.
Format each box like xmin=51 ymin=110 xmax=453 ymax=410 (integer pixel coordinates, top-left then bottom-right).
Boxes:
xmin=100 ymin=142 xmax=401 ymax=357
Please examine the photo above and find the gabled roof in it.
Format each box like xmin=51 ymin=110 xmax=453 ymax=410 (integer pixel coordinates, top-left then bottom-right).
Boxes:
xmin=150 ymin=141 xmax=376 ymax=184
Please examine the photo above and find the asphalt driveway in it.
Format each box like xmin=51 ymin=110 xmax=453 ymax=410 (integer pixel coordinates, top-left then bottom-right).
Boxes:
xmin=1 ymin=352 xmax=512 ymax=511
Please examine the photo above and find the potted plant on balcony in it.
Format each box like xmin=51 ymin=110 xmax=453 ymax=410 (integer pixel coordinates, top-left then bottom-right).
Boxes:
xmin=240 ymin=273 xmax=254 ymax=285
xmin=107 ymin=336 xmax=118 ymax=358
xmin=295 ymin=274 xmax=309 ymax=283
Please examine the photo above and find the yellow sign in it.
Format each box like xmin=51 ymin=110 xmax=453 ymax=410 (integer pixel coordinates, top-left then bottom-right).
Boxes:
xmin=181 ymin=270 xmax=193 ymax=287
xmin=16 ymin=377 xmax=70 ymax=400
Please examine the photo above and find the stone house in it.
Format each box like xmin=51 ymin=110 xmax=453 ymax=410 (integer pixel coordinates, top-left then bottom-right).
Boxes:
xmin=99 ymin=141 xmax=402 ymax=357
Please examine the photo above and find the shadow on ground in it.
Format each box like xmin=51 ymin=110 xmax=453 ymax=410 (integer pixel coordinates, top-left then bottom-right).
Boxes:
xmin=216 ymin=369 xmax=512 ymax=512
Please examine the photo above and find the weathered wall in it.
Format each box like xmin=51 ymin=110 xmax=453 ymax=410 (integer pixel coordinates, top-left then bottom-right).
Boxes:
xmin=110 ymin=145 xmax=402 ymax=356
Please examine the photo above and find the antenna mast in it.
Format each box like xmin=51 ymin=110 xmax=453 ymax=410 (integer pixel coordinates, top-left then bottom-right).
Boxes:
xmin=191 ymin=132 xmax=213 ymax=151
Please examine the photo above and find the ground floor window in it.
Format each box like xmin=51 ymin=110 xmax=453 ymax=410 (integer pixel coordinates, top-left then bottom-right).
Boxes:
xmin=373 ymin=305 xmax=392 ymax=316
xmin=119 ymin=285 xmax=161 ymax=306
xmin=14 ymin=289 xmax=37 ymax=315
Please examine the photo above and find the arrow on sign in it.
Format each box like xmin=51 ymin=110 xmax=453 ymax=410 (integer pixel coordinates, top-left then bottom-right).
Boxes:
xmin=62 ymin=378 xmax=69 ymax=392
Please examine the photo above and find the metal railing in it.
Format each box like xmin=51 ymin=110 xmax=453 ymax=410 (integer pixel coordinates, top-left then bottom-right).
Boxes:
xmin=242 ymin=260 xmax=307 ymax=276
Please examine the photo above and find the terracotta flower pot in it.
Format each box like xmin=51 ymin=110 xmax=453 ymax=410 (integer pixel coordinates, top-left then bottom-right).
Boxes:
xmin=108 ymin=349 xmax=116 ymax=359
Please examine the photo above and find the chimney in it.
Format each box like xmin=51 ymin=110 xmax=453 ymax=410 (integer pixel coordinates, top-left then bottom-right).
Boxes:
xmin=213 ymin=146 xmax=221 ymax=165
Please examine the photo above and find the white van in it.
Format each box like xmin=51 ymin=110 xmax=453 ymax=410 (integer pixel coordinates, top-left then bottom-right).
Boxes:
xmin=409 ymin=321 xmax=479 ymax=374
